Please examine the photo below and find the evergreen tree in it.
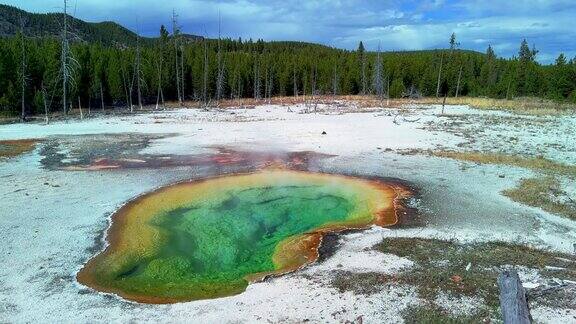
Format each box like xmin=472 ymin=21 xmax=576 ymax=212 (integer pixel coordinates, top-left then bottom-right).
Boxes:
xmin=390 ymin=78 xmax=406 ymax=98
xmin=0 ymin=32 xmax=574 ymax=116
xmin=357 ymin=41 xmax=367 ymax=95
xmin=449 ymin=33 xmax=459 ymax=52
xmin=550 ymin=53 xmax=573 ymax=99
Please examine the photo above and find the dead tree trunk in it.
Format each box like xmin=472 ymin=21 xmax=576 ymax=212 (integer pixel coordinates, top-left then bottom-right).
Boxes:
xmin=202 ymin=36 xmax=208 ymax=105
xmin=267 ymin=67 xmax=273 ymax=103
xmin=78 ymin=96 xmax=83 ymax=119
xmin=302 ymin=71 xmax=307 ymax=103
xmin=387 ymin=78 xmax=390 ymax=106
xmin=172 ymin=10 xmax=182 ymax=105
xmin=373 ymin=43 xmax=384 ymax=101
xmin=62 ymin=0 xmax=69 ymax=115
xmin=216 ymin=12 xmax=224 ymax=103
xmin=311 ymin=64 xmax=317 ymax=100
xmin=129 ymin=63 xmax=135 ymax=112
xmin=506 ymin=78 xmax=513 ymax=100
xmin=129 ymin=75 xmax=135 ymax=112
xmin=19 ymin=14 xmax=27 ymax=121
xmin=253 ymin=59 xmax=260 ymax=100
xmin=293 ymin=62 xmax=298 ymax=99
xmin=180 ymin=45 xmax=185 ymax=102
xmin=361 ymin=54 xmax=367 ymax=95
xmin=497 ymin=270 xmax=531 ymax=324
xmin=136 ymin=26 xmax=143 ymax=110
xmin=455 ymin=65 xmax=463 ymax=98
xmin=436 ymin=52 xmax=444 ymax=99
xmin=155 ymin=69 xmax=162 ymax=110
xmin=155 ymin=49 xmax=164 ymax=110
xmin=100 ymin=82 xmax=105 ymax=112
xmin=264 ymin=62 xmax=269 ymax=103
xmin=332 ymin=63 xmax=338 ymax=97
xmin=238 ymin=76 xmax=243 ymax=107
xmin=436 ymin=52 xmax=444 ymax=98
xmin=121 ymin=63 xmax=130 ymax=111
xmin=41 ymin=82 xmax=49 ymax=124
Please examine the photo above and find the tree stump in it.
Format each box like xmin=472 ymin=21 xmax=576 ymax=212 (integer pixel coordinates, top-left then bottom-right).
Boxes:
xmin=498 ymin=270 xmax=531 ymax=324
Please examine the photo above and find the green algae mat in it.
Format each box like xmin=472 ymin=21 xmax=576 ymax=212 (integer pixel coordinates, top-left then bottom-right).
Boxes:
xmin=77 ymin=170 xmax=410 ymax=303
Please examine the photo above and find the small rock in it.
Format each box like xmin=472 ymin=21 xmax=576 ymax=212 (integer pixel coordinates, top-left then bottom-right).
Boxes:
xmin=321 ymin=131 xmax=327 ymax=135
xmin=450 ymin=275 xmax=462 ymax=283
xmin=499 ymin=175 xmax=505 ymax=178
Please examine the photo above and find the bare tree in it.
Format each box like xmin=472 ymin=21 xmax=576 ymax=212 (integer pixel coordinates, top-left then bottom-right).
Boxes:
xmin=302 ymin=70 xmax=308 ymax=102
xmin=135 ymin=23 xmax=143 ymax=110
xmin=61 ymin=0 xmax=69 ymax=115
xmin=233 ymin=67 xmax=243 ymax=106
xmin=332 ymin=62 xmax=338 ymax=97
xmin=435 ymin=51 xmax=444 ymax=99
xmin=387 ymin=77 xmax=391 ymax=106
xmin=155 ymin=53 xmax=165 ymax=109
xmin=311 ymin=64 xmax=317 ymax=100
xmin=120 ymin=57 xmax=133 ymax=111
xmin=455 ymin=65 xmax=463 ymax=98
xmin=78 ymin=96 xmax=83 ymax=119
xmin=263 ymin=59 xmax=269 ymax=102
xmin=202 ymin=30 xmax=209 ymax=105
xmin=18 ymin=14 xmax=27 ymax=121
xmin=506 ymin=78 xmax=513 ymax=100
xmin=41 ymin=82 xmax=49 ymax=124
xmin=216 ymin=12 xmax=225 ymax=102
xmin=120 ymin=56 xmax=136 ymax=112
xmin=155 ymin=28 xmax=166 ymax=110
xmin=60 ymin=0 xmax=80 ymax=116
xmin=172 ymin=10 xmax=182 ymax=105
xmin=100 ymin=82 xmax=105 ymax=112
xmin=293 ymin=60 xmax=298 ymax=99
xmin=359 ymin=41 xmax=367 ymax=95
xmin=373 ymin=42 xmax=385 ymax=101
xmin=266 ymin=64 xmax=273 ymax=103
xmin=180 ymin=44 xmax=185 ymax=101
xmin=253 ymin=57 xmax=261 ymax=100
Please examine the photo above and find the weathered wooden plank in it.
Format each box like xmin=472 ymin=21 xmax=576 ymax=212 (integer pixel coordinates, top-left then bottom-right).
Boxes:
xmin=498 ymin=270 xmax=532 ymax=324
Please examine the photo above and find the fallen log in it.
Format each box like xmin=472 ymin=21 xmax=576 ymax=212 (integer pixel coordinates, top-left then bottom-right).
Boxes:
xmin=498 ymin=270 xmax=531 ymax=324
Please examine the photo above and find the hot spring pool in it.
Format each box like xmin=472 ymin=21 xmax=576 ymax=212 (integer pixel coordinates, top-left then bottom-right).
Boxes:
xmin=77 ymin=170 xmax=411 ymax=303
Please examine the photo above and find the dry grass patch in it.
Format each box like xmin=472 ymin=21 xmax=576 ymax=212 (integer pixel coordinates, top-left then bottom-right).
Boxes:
xmin=375 ymin=238 xmax=575 ymax=307
xmin=330 ymin=238 xmax=576 ymax=323
xmin=184 ymin=95 xmax=409 ymax=110
xmin=419 ymin=97 xmax=576 ymax=115
xmin=402 ymin=305 xmax=489 ymax=324
xmin=503 ymin=176 xmax=576 ymax=221
xmin=432 ymin=151 xmax=576 ymax=219
xmin=433 ymin=151 xmax=576 ymax=177
xmin=0 ymin=139 xmax=38 ymax=159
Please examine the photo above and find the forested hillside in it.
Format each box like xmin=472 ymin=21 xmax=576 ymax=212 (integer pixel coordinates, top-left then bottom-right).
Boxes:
xmin=0 ymin=4 xmax=160 ymax=46
xmin=1 ymin=5 xmax=575 ymax=117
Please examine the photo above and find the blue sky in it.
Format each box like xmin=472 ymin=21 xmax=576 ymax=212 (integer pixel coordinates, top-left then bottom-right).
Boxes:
xmin=4 ymin=0 xmax=575 ymax=63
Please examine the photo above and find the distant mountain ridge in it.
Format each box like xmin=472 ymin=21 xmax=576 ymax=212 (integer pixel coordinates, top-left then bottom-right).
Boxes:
xmin=0 ymin=4 xmax=204 ymax=46
xmin=0 ymin=4 xmax=482 ymax=55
